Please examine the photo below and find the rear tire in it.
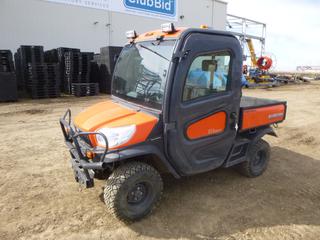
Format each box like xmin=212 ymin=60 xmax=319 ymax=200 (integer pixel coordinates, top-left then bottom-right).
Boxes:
xmin=104 ymin=162 xmax=163 ymax=222
xmin=237 ymin=139 xmax=271 ymax=178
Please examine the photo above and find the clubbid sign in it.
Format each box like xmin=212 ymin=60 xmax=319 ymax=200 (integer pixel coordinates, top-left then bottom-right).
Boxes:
xmin=44 ymin=0 xmax=178 ymax=21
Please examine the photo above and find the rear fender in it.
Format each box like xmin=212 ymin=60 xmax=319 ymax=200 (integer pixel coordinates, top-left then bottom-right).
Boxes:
xmin=253 ymin=126 xmax=277 ymax=140
xmin=244 ymin=126 xmax=277 ymax=143
xmin=224 ymin=126 xmax=276 ymax=168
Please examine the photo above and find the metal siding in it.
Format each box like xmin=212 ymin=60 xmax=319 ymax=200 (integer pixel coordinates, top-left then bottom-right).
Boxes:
xmin=109 ymin=11 xmax=167 ymax=47
xmin=0 ymin=0 xmax=227 ymax=53
xmin=178 ymin=0 xmax=213 ymax=29
xmin=213 ymin=1 xmax=227 ymax=30
xmin=0 ymin=0 xmax=110 ymax=53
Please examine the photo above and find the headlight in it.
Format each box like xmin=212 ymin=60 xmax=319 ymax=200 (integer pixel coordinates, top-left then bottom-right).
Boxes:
xmin=96 ymin=125 xmax=136 ymax=148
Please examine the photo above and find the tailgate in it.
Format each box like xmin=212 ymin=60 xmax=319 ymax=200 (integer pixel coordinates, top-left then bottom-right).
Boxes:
xmin=240 ymin=96 xmax=287 ymax=131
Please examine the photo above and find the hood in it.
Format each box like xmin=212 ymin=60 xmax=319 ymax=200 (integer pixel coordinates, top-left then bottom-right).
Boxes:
xmin=74 ymin=100 xmax=158 ymax=148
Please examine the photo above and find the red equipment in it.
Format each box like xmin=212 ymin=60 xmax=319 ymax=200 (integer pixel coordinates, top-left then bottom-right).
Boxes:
xmin=257 ymin=56 xmax=273 ymax=70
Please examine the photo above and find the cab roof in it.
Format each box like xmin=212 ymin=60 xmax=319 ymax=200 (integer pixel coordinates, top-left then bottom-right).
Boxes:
xmin=133 ymin=27 xmax=237 ymax=43
xmin=134 ymin=27 xmax=187 ymax=42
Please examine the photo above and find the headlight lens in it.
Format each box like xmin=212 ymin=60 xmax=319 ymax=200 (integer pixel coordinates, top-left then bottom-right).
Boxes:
xmin=96 ymin=125 xmax=136 ymax=148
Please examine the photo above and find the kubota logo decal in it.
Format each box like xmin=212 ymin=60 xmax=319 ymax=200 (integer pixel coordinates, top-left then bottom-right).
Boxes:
xmin=268 ymin=113 xmax=284 ymax=119
xmin=124 ymin=0 xmax=176 ymax=17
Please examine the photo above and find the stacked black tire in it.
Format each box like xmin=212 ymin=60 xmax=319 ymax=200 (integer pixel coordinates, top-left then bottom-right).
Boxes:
xmin=0 ymin=50 xmax=17 ymax=102
xmin=15 ymin=46 xmax=60 ymax=99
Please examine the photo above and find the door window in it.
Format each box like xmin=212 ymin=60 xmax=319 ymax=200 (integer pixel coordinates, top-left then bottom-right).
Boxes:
xmin=183 ymin=51 xmax=231 ymax=101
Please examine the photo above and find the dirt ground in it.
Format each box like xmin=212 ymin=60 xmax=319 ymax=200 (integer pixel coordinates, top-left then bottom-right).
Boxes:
xmin=1 ymin=82 xmax=320 ymax=240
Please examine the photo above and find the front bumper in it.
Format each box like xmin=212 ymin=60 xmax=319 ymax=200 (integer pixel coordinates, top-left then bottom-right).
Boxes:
xmin=59 ymin=109 xmax=111 ymax=188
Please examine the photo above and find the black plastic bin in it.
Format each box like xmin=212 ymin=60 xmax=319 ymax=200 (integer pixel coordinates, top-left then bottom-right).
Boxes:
xmin=0 ymin=50 xmax=15 ymax=73
xmin=26 ymin=63 xmax=61 ymax=99
xmin=15 ymin=46 xmax=45 ymax=90
xmin=0 ymin=72 xmax=18 ymax=102
xmin=71 ymin=83 xmax=99 ymax=97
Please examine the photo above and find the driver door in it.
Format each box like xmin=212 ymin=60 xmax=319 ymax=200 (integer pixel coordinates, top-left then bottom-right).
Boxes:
xmin=166 ymin=32 xmax=242 ymax=176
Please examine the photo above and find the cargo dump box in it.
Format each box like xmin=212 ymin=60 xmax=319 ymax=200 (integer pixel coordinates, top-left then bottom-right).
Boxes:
xmin=240 ymin=96 xmax=287 ymax=131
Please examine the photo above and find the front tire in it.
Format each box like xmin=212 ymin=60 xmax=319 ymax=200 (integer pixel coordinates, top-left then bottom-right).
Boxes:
xmin=237 ymin=139 xmax=271 ymax=178
xmin=104 ymin=162 xmax=163 ymax=222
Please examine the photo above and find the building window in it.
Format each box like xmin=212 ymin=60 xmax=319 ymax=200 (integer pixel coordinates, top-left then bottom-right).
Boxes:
xmin=183 ymin=51 xmax=231 ymax=101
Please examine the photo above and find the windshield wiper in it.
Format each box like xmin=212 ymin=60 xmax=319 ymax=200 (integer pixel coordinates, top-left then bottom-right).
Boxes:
xmin=137 ymin=43 xmax=170 ymax=62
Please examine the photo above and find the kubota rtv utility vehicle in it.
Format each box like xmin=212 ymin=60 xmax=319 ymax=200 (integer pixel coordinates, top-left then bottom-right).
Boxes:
xmin=60 ymin=23 xmax=287 ymax=221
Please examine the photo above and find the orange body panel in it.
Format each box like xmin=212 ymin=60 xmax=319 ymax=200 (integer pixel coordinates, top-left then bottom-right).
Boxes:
xmin=186 ymin=112 xmax=227 ymax=140
xmin=241 ymin=104 xmax=285 ymax=131
xmin=74 ymin=101 xmax=158 ymax=149
xmin=134 ymin=27 xmax=187 ymax=42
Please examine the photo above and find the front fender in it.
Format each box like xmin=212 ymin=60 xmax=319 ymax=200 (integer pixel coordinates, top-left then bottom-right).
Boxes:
xmin=104 ymin=143 xmax=180 ymax=178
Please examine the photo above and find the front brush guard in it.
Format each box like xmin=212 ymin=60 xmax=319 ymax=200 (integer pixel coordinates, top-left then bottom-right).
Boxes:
xmin=59 ymin=109 xmax=109 ymax=188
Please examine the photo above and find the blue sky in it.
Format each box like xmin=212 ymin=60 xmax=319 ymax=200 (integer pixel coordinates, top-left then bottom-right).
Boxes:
xmin=227 ymin=0 xmax=320 ymax=71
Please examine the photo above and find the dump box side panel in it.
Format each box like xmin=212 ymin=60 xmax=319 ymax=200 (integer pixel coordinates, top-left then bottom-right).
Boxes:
xmin=240 ymin=103 xmax=286 ymax=131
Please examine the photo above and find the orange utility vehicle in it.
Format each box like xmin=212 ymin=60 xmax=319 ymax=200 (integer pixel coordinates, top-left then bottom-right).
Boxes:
xmin=60 ymin=23 xmax=287 ymax=221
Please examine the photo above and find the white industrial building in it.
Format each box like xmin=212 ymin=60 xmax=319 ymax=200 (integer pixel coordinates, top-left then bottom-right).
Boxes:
xmin=0 ymin=0 xmax=228 ymax=53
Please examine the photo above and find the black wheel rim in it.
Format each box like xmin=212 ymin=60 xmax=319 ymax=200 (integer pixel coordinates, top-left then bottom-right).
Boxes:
xmin=253 ymin=150 xmax=266 ymax=168
xmin=127 ymin=183 xmax=149 ymax=205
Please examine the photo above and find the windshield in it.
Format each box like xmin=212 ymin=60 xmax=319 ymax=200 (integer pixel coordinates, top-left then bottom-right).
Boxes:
xmin=112 ymin=40 xmax=176 ymax=109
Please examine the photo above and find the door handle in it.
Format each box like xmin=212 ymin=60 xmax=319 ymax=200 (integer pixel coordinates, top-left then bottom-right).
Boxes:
xmin=230 ymin=112 xmax=238 ymax=130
